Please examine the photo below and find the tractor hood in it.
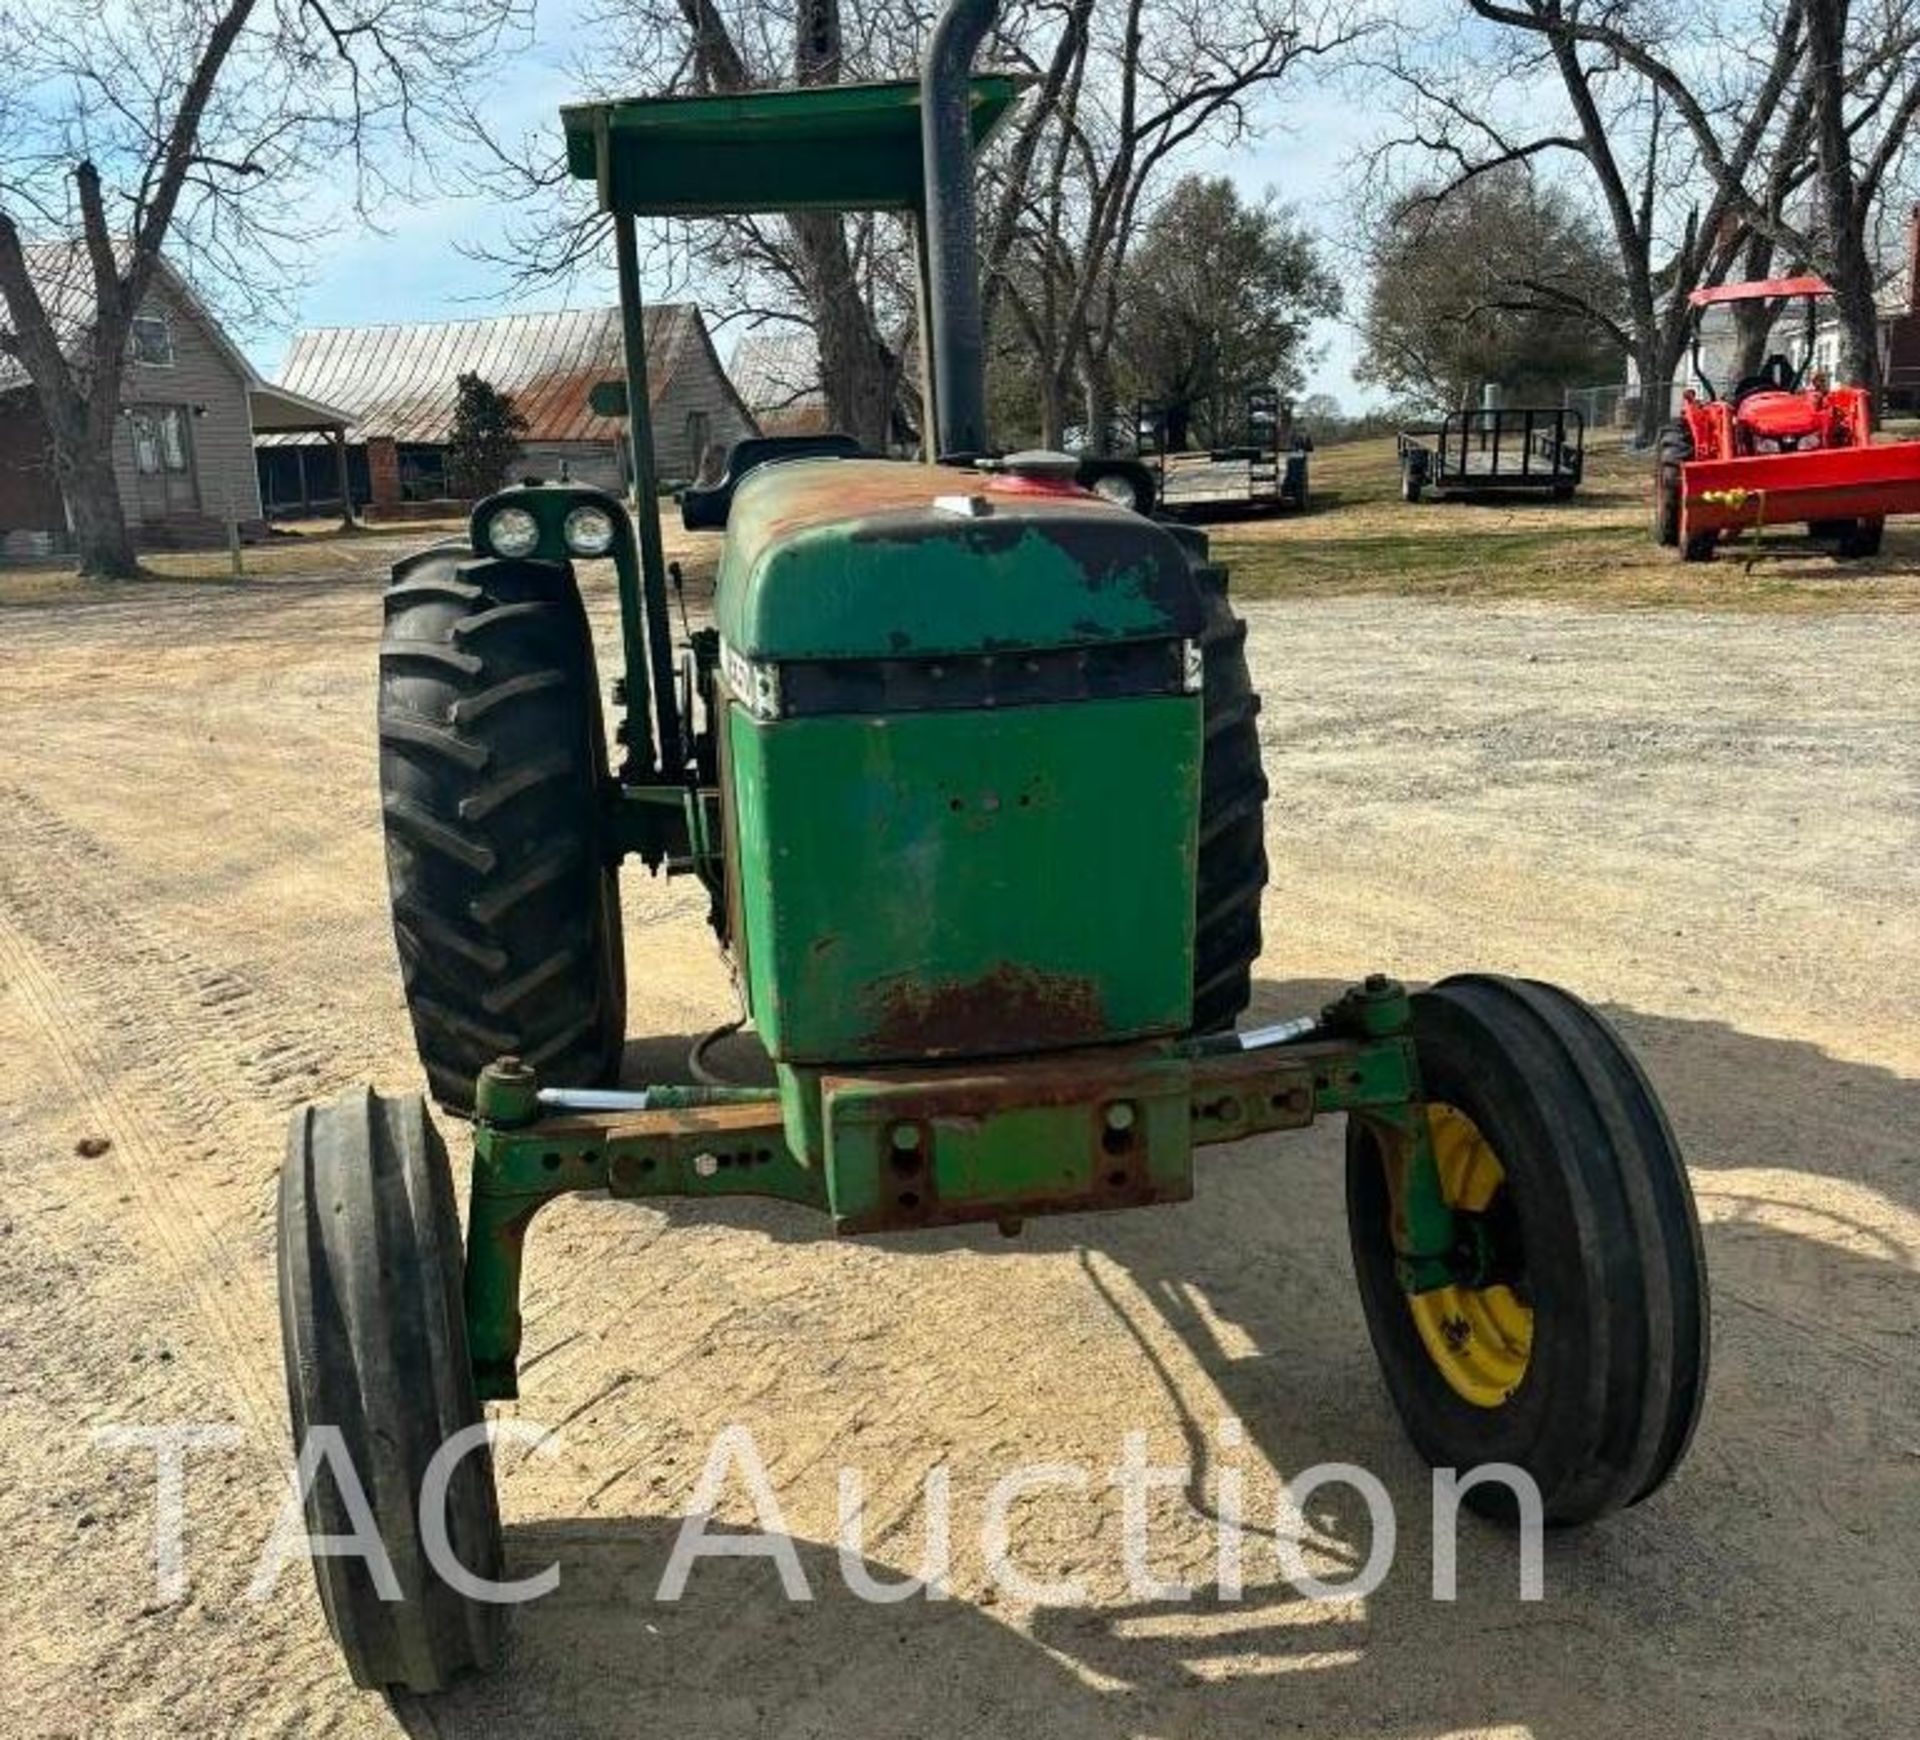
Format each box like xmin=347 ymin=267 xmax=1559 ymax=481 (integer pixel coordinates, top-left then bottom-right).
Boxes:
xmin=714 ymin=457 xmax=1204 ymax=662
xmin=1737 ymin=390 xmax=1825 ymax=441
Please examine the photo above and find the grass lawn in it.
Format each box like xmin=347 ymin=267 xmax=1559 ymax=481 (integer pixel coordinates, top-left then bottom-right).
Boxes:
xmin=1208 ymin=433 xmax=1920 ymax=612
xmin=6 ymin=431 xmax=1916 ymax=615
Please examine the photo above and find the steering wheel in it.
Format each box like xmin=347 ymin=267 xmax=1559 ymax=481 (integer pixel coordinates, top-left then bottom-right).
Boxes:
xmin=1732 ymin=353 xmax=1799 ymax=403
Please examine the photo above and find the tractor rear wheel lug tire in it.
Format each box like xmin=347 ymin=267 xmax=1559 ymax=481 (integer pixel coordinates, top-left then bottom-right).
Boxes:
xmin=379 ymin=545 xmax=626 ymax=1113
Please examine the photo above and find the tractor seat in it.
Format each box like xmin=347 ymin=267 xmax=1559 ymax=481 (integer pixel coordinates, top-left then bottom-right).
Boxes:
xmin=679 ymin=433 xmax=867 ymax=530
xmin=1731 ymin=352 xmax=1799 ymax=403
xmin=1735 ymin=389 xmax=1825 ymax=445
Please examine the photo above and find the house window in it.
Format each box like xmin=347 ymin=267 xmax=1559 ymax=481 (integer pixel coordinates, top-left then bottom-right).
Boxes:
xmin=130 ymin=311 xmax=175 ymax=367
xmin=129 ymin=406 xmax=191 ymax=475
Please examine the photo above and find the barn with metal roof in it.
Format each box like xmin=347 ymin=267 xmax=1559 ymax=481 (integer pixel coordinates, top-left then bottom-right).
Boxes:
xmin=257 ymin=304 xmax=757 ymax=517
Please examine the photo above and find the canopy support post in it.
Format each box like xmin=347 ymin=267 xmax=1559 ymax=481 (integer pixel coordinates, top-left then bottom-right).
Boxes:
xmin=611 ymin=200 xmax=681 ymax=778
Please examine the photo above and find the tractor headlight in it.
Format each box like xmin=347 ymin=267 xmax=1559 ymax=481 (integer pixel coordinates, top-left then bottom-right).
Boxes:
xmin=563 ymin=503 xmax=617 ymax=556
xmin=1754 ymin=437 xmax=1780 ymax=454
xmin=485 ymin=505 xmax=540 ymax=559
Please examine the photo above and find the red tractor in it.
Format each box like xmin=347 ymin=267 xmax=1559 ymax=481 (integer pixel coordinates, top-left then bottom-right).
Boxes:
xmin=1654 ymin=275 xmax=1920 ymax=561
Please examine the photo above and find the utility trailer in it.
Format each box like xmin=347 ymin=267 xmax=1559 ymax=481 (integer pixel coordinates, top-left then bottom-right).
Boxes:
xmin=1135 ymin=387 xmax=1310 ymax=517
xmin=1397 ymin=406 xmax=1585 ymax=502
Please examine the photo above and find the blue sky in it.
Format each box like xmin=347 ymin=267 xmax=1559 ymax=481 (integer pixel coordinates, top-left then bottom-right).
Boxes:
xmin=247 ymin=9 xmax=1381 ymax=411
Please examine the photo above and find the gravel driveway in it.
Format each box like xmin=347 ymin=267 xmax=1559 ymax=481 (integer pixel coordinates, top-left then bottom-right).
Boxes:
xmin=1 ymin=569 xmax=1915 ymax=1737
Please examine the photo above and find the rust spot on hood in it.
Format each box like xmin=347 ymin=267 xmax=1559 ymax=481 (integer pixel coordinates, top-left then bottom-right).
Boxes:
xmin=865 ymin=961 xmax=1107 ymax=1057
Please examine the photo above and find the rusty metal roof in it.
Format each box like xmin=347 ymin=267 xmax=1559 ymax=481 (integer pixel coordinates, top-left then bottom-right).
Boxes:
xmin=266 ymin=304 xmax=703 ymax=446
xmin=729 ymin=332 xmax=826 ymax=416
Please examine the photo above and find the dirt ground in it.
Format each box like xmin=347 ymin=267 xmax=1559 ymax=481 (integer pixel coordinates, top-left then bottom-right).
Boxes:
xmin=2 ymin=491 xmax=1918 ymax=1738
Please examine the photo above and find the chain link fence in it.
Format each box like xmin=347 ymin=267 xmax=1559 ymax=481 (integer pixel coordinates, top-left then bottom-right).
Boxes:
xmin=1561 ymin=381 xmax=1690 ymax=445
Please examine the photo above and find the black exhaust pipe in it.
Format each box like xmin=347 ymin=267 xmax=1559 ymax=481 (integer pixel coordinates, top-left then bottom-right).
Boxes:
xmin=921 ymin=0 xmax=997 ymax=459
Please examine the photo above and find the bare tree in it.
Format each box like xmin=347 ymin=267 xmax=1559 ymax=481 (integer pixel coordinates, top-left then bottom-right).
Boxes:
xmin=0 ymin=0 xmax=525 ymax=577
xmin=1365 ymin=2 xmax=1818 ymax=443
xmin=1425 ymin=0 xmax=1920 ymax=413
xmin=466 ymin=0 xmax=1360 ymax=452
xmin=464 ymin=0 xmax=931 ymax=451
xmin=986 ymin=0 xmax=1365 ymax=449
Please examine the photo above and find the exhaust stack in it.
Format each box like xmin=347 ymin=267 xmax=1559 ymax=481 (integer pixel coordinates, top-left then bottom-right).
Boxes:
xmin=920 ymin=0 xmax=997 ymax=459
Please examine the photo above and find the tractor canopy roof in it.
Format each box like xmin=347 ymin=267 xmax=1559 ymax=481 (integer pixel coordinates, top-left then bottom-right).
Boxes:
xmin=561 ymin=75 xmax=1027 ymax=217
xmin=1688 ymin=274 xmax=1832 ymax=309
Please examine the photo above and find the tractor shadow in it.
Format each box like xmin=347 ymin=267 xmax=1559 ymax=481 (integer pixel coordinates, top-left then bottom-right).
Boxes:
xmin=418 ymin=980 xmax=1920 ymax=1739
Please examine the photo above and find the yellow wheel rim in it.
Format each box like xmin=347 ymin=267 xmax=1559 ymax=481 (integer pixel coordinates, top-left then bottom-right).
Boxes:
xmin=1406 ymin=1103 xmax=1532 ymax=1408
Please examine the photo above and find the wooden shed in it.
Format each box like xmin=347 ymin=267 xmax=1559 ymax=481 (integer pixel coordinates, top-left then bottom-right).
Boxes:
xmin=259 ymin=304 xmax=758 ymax=518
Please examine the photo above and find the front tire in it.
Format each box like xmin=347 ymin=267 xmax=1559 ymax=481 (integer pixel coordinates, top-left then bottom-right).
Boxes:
xmin=379 ymin=546 xmax=626 ymax=1113
xmin=1653 ymin=422 xmax=1690 ymax=548
xmin=278 ymin=1089 xmax=504 ymax=1691
xmin=1346 ymin=975 xmax=1708 ymax=1525
xmin=1837 ymin=516 xmax=1885 ymax=559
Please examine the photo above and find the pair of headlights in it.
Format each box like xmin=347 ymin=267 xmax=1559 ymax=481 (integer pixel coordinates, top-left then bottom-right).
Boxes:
xmin=483 ymin=500 xmax=620 ymax=560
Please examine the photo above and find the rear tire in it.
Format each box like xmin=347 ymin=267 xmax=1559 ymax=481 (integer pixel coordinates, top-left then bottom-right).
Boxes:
xmin=1345 ymin=976 xmax=1708 ymax=1526
xmin=278 ymin=1089 xmax=504 ymax=1691
xmin=1191 ymin=560 xmax=1269 ymax=1031
xmin=379 ymin=546 xmax=626 ymax=1113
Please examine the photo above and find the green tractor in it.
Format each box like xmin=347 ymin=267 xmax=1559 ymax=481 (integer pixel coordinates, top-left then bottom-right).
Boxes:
xmin=279 ymin=0 xmax=1708 ymax=1692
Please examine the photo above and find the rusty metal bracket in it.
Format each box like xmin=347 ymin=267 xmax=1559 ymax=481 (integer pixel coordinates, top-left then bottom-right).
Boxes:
xmin=466 ymin=1062 xmax=805 ymax=1399
xmin=460 ymin=978 xmax=1459 ymax=1398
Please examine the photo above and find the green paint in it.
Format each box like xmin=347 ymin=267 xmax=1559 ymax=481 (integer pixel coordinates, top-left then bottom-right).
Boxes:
xmin=561 ymin=76 xmax=1026 ymax=216
xmin=715 ymin=460 xmax=1201 ymax=659
xmin=458 ymin=1019 xmax=1444 ymax=1395
xmin=824 ymin=1055 xmax=1195 ymax=1232
xmin=726 ymin=695 xmax=1201 ymax=1063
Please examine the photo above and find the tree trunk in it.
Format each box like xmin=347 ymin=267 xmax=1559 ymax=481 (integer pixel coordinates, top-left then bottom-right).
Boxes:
xmin=1082 ymin=360 xmax=1115 ymax=456
xmin=56 ymin=425 xmax=139 ymax=578
xmin=1635 ymin=326 xmax=1690 ymax=446
xmin=1730 ymin=234 xmax=1779 ymax=380
xmin=1804 ymin=0 xmax=1881 ymax=404
xmin=1828 ymin=249 xmax=1882 ymax=396
xmin=791 ymin=211 xmax=896 ymax=450
xmin=1037 ymin=371 xmax=1066 ymax=449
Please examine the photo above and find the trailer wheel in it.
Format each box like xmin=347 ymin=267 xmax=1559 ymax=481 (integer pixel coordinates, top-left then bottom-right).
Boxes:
xmin=278 ymin=1088 xmax=504 ymax=1691
xmin=1191 ymin=560 xmax=1268 ymax=1031
xmin=1400 ymin=468 xmax=1423 ymax=504
xmin=1080 ymin=459 xmax=1157 ymax=516
xmin=379 ymin=545 xmax=626 ymax=1113
xmin=1346 ymin=975 xmax=1708 ymax=1526
xmin=1837 ymin=517 xmax=1885 ymax=559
